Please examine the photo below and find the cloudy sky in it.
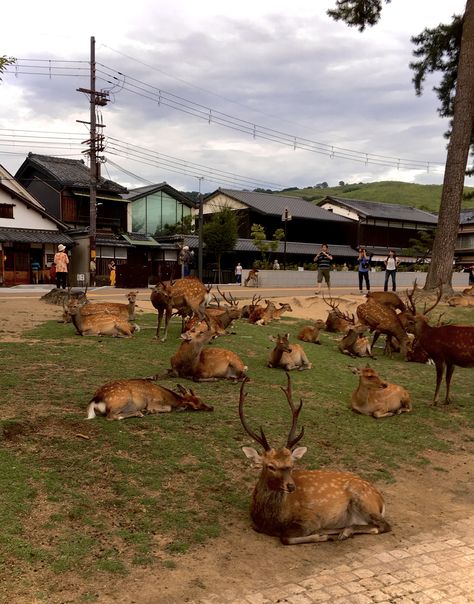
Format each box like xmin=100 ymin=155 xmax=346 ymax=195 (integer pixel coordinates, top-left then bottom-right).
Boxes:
xmin=0 ymin=0 xmax=470 ymax=193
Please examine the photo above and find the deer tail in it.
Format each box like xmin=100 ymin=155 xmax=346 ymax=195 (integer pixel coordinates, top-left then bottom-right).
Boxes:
xmin=86 ymin=397 xmax=106 ymax=420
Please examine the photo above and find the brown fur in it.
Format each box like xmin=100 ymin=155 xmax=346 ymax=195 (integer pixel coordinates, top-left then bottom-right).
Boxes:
xmin=351 ymin=366 xmax=412 ymax=418
xmin=297 ymin=320 xmax=326 ymax=344
xmin=268 ymin=333 xmax=312 ymax=371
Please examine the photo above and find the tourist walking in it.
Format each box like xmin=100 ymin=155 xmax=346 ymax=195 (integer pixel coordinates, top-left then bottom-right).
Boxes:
xmin=235 ymin=262 xmax=243 ymax=284
xmin=384 ymin=249 xmax=400 ymax=291
xmin=314 ymin=243 xmax=333 ymax=294
xmin=357 ymin=247 xmax=371 ymax=294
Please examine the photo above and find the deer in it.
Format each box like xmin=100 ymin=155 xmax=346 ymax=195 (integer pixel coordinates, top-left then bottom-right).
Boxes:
xmin=79 ymin=291 xmax=139 ymax=321
xmin=447 ymin=295 xmax=474 ymax=307
xmin=150 ymin=277 xmax=211 ymax=342
xmin=248 ymin=300 xmax=276 ymax=324
xmin=67 ymin=298 xmax=137 ymax=337
xmin=407 ymin=284 xmax=474 ymax=404
xmin=184 ymin=305 xmax=241 ymax=336
xmin=268 ymin=333 xmax=312 ymax=371
xmin=86 ymin=378 xmax=213 ymax=420
xmin=338 ymin=325 xmax=374 ymax=358
xmin=357 ymin=296 xmax=410 ymax=357
xmin=462 ymin=285 xmax=474 ymax=296
xmin=239 ymin=373 xmax=391 ymax=544
xmin=169 ymin=327 xmax=248 ymax=382
xmin=241 ymin=294 xmax=263 ymax=319
xmin=323 ymin=297 xmax=353 ymax=333
xmin=253 ymin=301 xmax=293 ymax=325
xmin=244 ymin=268 xmax=259 ymax=287
xmin=297 ymin=320 xmax=326 ymax=344
xmin=350 ymin=365 xmax=412 ymax=418
xmin=366 ymin=291 xmax=406 ymax=312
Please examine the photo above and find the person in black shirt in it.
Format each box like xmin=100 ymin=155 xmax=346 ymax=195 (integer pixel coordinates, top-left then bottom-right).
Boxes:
xmin=314 ymin=244 xmax=333 ymax=295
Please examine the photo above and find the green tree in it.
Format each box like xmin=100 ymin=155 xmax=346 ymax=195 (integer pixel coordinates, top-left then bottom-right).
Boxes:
xmin=202 ymin=207 xmax=238 ymax=283
xmin=250 ymin=224 xmax=285 ymax=268
xmin=328 ymin=0 xmax=474 ymax=293
xmin=402 ymin=229 xmax=436 ymax=269
xmin=0 ymin=56 xmax=15 ymax=80
xmin=156 ymin=214 xmax=194 ymax=237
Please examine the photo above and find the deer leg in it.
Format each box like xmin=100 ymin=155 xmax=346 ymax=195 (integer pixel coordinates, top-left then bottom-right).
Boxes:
xmin=155 ymin=309 xmax=164 ymax=339
xmin=433 ymin=361 xmax=445 ymax=405
xmin=372 ymin=410 xmax=396 ymax=419
xmin=444 ymin=363 xmax=455 ymax=405
xmin=371 ymin=330 xmax=381 ymax=350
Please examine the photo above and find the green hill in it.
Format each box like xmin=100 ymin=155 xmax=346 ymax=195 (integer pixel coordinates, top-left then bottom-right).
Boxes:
xmin=278 ymin=181 xmax=474 ymax=213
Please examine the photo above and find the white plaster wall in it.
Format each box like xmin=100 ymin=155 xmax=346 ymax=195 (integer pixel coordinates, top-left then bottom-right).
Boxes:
xmin=319 ymin=202 xmax=358 ymax=221
xmin=0 ymin=190 xmax=59 ymax=230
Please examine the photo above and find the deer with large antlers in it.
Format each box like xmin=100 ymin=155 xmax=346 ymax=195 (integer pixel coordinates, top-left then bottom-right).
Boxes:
xmin=86 ymin=378 xmax=213 ymax=420
xmin=350 ymin=365 xmax=412 ymax=418
xmin=150 ymin=277 xmax=211 ymax=342
xmin=268 ymin=333 xmax=312 ymax=371
xmin=239 ymin=374 xmax=391 ymax=544
xmin=169 ymin=327 xmax=248 ymax=382
xmin=323 ymin=297 xmax=354 ymax=333
xmin=407 ymin=284 xmax=474 ymax=404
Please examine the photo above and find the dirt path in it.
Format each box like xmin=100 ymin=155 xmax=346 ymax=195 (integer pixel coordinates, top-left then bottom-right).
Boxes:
xmin=1 ymin=288 xmax=473 ymax=604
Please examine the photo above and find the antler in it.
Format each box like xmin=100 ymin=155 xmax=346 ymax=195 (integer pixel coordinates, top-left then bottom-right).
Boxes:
xmin=280 ymin=373 xmax=305 ymax=450
xmin=217 ymin=286 xmax=238 ymax=307
xmin=238 ymin=378 xmax=271 ymax=451
xmin=323 ymin=295 xmax=355 ymax=324
xmin=423 ymin=287 xmax=443 ymax=316
xmin=405 ymin=281 xmax=418 ymax=315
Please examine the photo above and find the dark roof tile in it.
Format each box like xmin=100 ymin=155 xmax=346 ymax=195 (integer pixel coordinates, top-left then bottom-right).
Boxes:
xmin=320 ymin=196 xmax=438 ymax=224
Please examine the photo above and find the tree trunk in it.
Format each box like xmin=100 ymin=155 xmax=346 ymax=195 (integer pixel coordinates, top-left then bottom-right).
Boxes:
xmin=424 ymin=0 xmax=474 ymax=292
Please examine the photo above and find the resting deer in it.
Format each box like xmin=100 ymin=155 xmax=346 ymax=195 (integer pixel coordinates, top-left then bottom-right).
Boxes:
xmin=462 ymin=285 xmax=474 ymax=296
xmin=338 ymin=325 xmax=374 ymax=358
xmin=79 ymin=291 xmax=139 ymax=321
xmin=169 ymin=327 xmax=248 ymax=382
xmin=150 ymin=277 xmax=211 ymax=341
xmin=323 ymin=297 xmax=353 ymax=333
xmin=248 ymin=300 xmax=276 ymax=324
xmin=86 ymin=379 xmax=213 ymax=420
xmin=350 ymin=366 xmax=412 ymax=418
xmin=239 ymin=374 xmax=391 ymax=544
xmin=268 ymin=333 xmax=312 ymax=371
xmin=185 ymin=305 xmax=241 ymax=336
xmin=447 ymin=295 xmax=474 ymax=307
xmin=297 ymin=320 xmax=326 ymax=344
xmin=407 ymin=285 xmax=474 ymax=404
xmin=241 ymin=294 xmax=263 ymax=319
xmin=67 ymin=299 xmax=137 ymax=337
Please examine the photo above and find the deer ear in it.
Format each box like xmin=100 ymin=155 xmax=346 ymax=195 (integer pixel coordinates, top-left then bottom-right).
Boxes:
xmin=291 ymin=447 xmax=307 ymax=460
xmin=242 ymin=447 xmax=262 ymax=466
xmin=349 ymin=366 xmax=360 ymax=375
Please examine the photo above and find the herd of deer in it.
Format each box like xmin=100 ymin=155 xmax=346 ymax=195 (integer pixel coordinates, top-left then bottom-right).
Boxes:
xmin=45 ymin=276 xmax=473 ymax=546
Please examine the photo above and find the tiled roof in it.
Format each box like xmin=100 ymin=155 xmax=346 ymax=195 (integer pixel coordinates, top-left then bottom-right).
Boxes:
xmin=460 ymin=209 xmax=474 ymax=224
xmin=122 ymin=182 xmax=196 ymax=206
xmin=319 ymin=196 xmax=438 ymax=224
xmin=181 ymin=234 xmax=355 ymax=257
xmin=0 ymin=227 xmax=74 ymax=244
xmin=122 ymin=232 xmax=161 ymax=247
xmin=209 ymin=189 xmax=350 ymax=222
xmin=23 ymin=154 xmax=127 ymax=194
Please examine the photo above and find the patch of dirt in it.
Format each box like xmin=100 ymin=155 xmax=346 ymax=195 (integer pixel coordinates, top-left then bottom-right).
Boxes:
xmin=1 ymin=290 xmax=473 ymax=604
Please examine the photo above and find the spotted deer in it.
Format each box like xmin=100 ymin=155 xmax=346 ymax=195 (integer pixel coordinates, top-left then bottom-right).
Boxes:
xmin=297 ymin=320 xmax=326 ymax=344
xmin=150 ymin=277 xmax=211 ymax=341
xmin=86 ymin=378 xmax=213 ymax=420
xmin=169 ymin=327 xmax=248 ymax=382
xmin=239 ymin=374 xmax=391 ymax=544
xmin=79 ymin=291 xmax=139 ymax=321
xmin=357 ymin=296 xmax=410 ymax=357
xmin=248 ymin=300 xmax=276 ymax=324
xmin=407 ymin=285 xmax=474 ymax=404
xmin=350 ymin=365 xmax=412 ymax=418
xmin=67 ymin=298 xmax=137 ymax=337
xmin=268 ymin=333 xmax=312 ymax=371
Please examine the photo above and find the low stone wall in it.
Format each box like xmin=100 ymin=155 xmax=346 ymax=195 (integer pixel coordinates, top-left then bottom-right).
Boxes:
xmin=241 ymin=269 xmax=470 ymax=289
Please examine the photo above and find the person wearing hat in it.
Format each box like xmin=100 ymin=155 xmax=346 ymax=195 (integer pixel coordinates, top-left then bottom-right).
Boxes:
xmin=54 ymin=244 xmax=69 ymax=289
xmin=179 ymin=245 xmax=191 ymax=277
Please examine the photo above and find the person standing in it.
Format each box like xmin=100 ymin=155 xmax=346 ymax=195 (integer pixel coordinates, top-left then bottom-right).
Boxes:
xmin=357 ymin=247 xmax=371 ymax=294
xmin=272 ymin=259 xmax=280 ymax=270
xmin=54 ymin=244 xmax=69 ymax=290
xmin=235 ymin=262 xmax=243 ymax=284
xmin=314 ymin=243 xmax=333 ymax=294
xmin=469 ymin=265 xmax=474 ymax=286
xmin=89 ymin=258 xmax=97 ymax=287
xmin=384 ymin=250 xmax=400 ymax=292
xmin=108 ymin=260 xmax=116 ymax=287
xmin=179 ymin=245 xmax=191 ymax=277
xmin=31 ymin=258 xmax=41 ymax=284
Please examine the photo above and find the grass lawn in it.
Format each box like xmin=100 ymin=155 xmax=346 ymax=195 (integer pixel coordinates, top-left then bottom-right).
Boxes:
xmin=1 ymin=308 xmax=473 ymax=598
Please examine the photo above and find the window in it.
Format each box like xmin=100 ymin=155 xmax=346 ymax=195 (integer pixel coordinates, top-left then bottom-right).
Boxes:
xmin=0 ymin=203 xmax=14 ymax=219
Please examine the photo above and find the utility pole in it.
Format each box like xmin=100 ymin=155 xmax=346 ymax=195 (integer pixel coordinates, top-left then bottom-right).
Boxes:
xmin=282 ymin=207 xmax=292 ymax=270
xmin=197 ymin=177 xmax=204 ymax=281
xmin=77 ymin=36 xmax=108 ymax=284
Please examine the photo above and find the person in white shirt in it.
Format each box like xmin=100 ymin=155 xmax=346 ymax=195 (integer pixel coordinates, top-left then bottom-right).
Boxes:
xmin=384 ymin=250 xmax=400 ymax=292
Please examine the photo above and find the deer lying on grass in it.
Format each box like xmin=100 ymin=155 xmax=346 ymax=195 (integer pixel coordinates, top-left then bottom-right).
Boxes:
xmin=241 ymin=294 xmax=262 ymax=319
xmin=239 ymin=374 xmax=391 ymax=544
xmin=67 ymin=299 xmax=137 ymax=337
xmin=248 ymin=300 xmax=276 ymax=324
xmin=86 ymin=378 xmax=213 ymax=420
xmin=338 ymin=325 xmax=374 ymax=358
xmin=150 ymin=277 xmax=211 ymax=342
xmin=169 ymin=327 xmax=248 ymax=382
xmin=447 ymin=295 xmax=474 ymax=307
xmin=79 ymin=291 xmax=139 ymax=321
xmin=407 ymin=285 xmax=474 ymax=404
xmin=268 ymin=333 xmax=312 ymax=371
xmin=323 ymin=298 xmax=353 ymax=333
xmin=350 ymin=366 xmax=412 ymax=418
xmin=297 ymin=320 xmax=326 ymax=344
xmin=462 ymin=285 xmax=474 ymax=296
xmin=252 ymin=301 xmax=293 ymax=325
xmin=185 ymin=305 xmax=241 ymax=336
